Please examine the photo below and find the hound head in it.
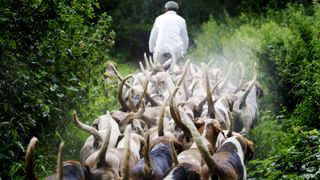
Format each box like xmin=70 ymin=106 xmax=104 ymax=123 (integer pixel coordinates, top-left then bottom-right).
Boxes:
xmin=131 ymin=119 xmax=145 ymax=136
xmin=92 ymin=114 xmax=108 ymax=130
xmin=255 ymin=81 xmax=264 ymax=99
xmin=178 ymin=101 xmax=199 ymax=120
xmin=150 ymin=72 xmax=174 ymax=94
xmin=195 ymin=118 xmax=223 ymax=138
xmin=194 ymin=118 xmax=224 ymax=153
xmin=150 ymin=136 xmax=184 ymax=155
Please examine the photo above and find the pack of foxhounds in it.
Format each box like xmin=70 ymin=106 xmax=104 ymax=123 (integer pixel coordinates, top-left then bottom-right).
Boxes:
xmin=25 ymin=54 xmax=263 ymax=180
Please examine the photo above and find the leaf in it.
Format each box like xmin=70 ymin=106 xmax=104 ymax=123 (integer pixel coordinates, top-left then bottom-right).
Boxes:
xmin=50 ymin=84 xmax=58 ymax=91
xmin=67 ymin=86 xmax=78 ymax=92
xmin=8 ymin=40 xmax=16 ymax=48
xmin=57 ymin=93 xmax=64 ymax=98
xmin=15 ymin=141 xmax=25 ymax=153
xmin=0 ymin=122 xmax=10 ymax=126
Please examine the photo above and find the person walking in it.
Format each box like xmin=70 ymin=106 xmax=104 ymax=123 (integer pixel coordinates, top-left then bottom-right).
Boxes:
xmin=149 ymin=1 xmax=189 ymax=65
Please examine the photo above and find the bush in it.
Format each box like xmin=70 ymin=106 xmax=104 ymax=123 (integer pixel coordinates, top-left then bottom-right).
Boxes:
xmin=249 ymin=128 xmax=320 ymax=179
xmin=0 ymin=0 xmax=115 ymax=178
xmin=261 ymin=3 xmax=320 ymax=128
xmin=189 ymin=2 xmax=320 ymax=179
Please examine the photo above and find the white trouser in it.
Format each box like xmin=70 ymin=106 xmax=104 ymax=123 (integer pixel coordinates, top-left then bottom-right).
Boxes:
xmin=153 ymin=46 xmax=184 ymax=64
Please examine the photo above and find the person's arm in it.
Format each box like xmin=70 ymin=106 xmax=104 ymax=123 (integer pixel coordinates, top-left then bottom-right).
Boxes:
xmin=149 ymin=20 xmax=159 ymax=53
xmin=180 ymin=20 xmax=189 ymax=55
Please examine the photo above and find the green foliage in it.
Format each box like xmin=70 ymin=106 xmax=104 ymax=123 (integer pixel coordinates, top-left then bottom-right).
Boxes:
xmin=249 ymin=110 xmax=294 ymax=159
xmin=239 ymin=0 xmax=313 ymax=14
xmin=0 ymin=0 xmax=115 ymax=178
xmin=98 ymin=0 xmax=167 ymax=59
xmin=249 ymin=128 xmax=320 ymax=179
xmin=190 ymin=2 xmax=320 ymax=124
xmin=190 ymin=1 xmax=320 ymax=179
xmin=261 ymin=3 xmax=320 ymax=128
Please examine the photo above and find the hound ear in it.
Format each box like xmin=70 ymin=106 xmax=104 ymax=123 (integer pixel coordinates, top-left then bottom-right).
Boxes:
xmin=255 ymin=82 xmax=264 ymax=99
xmin=237 ymin=136 xmax=255 ymax=163
xmin=194 ymin=119 xmax=205 ymax=130
xmin=171 ymin=138 xmax=183 ymax=154
xmin=132 ymin=120 xmax=144 ymax=136
xmin=212 ymin=123 xmax=224 ymax=134
xmin=92 ymin=120 xmax=99 ymax=130
xmin=115 ymin=134 xmax=125 ymax=147
xmin=137 ymin=134 xmax=145 ymax=146
xmin=139 ymin=119 xmax=147 ymax=130
xmin=245 ymin=139 xmax=255 ymax=163
xmin=205 ymin=123 xmax=224 ymax=139
xmin=139 ymin=139 xmax=146 ymax=158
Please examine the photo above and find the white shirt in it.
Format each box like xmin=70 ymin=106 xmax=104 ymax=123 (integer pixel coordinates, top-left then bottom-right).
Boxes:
xmin=149 ymin=11 xmax=189 ymax=57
